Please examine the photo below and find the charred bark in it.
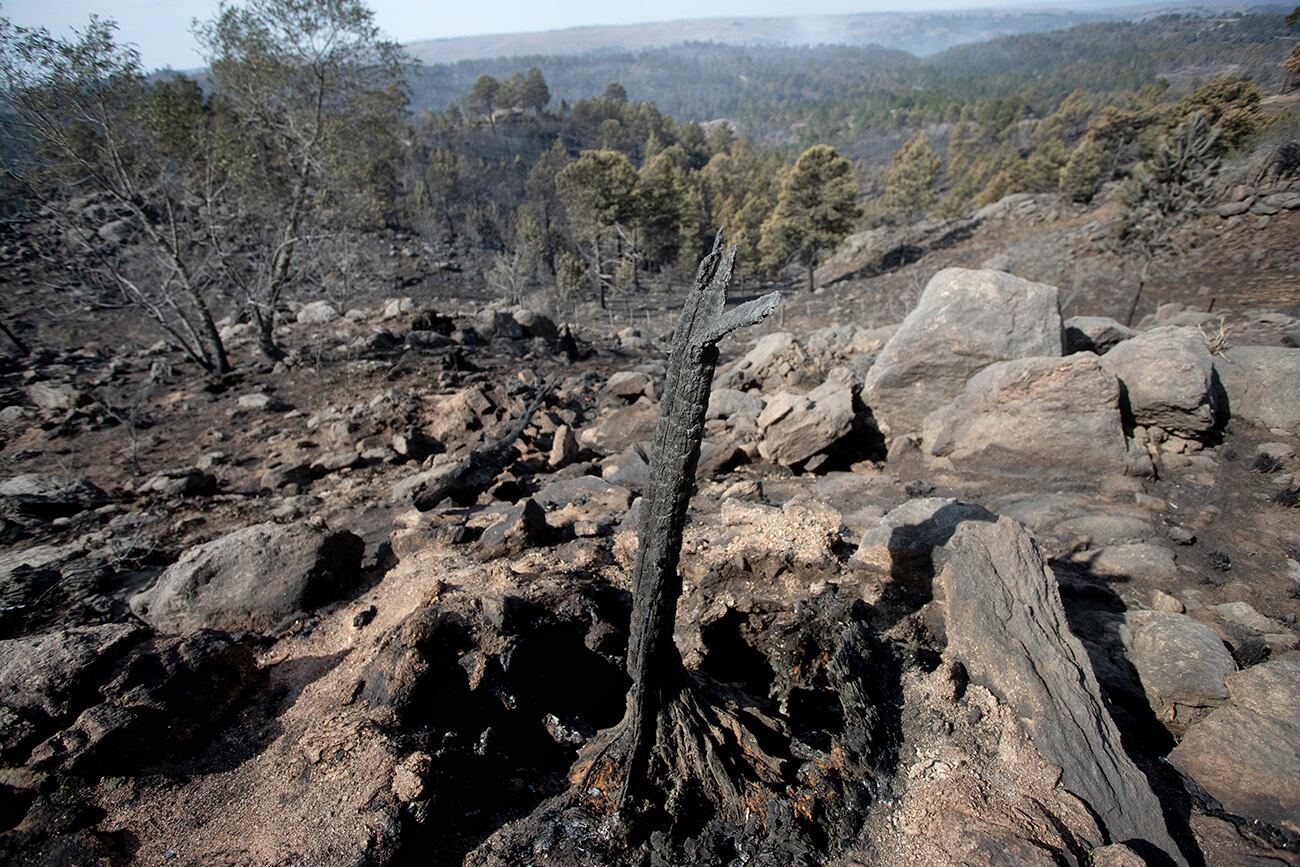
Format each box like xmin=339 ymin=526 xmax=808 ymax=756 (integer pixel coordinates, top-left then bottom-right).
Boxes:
xmin=578 ymin=232 xmax=784 ymax=827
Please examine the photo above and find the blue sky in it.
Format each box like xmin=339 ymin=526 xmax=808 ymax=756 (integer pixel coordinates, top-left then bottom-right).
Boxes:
xmin=3 ymin=0 xmax=1074 ymax=70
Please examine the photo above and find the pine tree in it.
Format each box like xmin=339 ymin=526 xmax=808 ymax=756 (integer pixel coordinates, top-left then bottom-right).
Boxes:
xmin=1059 ymin=134 xmax=1107 ymax=202
xmin=555 ymin=149 xmax=638 ymax=307
xmin=758 ymin=144 xmax=859 ymax=292
xmin=881 ymin=132 xmax=940 ymax=224
xmin=520 ymin=66 xmax=550 ymax=113
xmin=1117 ymin=111 xmax=1221 ymax=325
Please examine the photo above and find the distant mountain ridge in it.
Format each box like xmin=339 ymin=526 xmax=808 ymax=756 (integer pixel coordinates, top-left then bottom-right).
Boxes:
xmin=401 ymin=3 xmax=1279 ymax=63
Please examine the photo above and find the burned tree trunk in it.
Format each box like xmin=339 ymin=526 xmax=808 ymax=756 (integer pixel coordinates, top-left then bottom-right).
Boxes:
xmin=581 ymin=233 xmax=782 ymax=825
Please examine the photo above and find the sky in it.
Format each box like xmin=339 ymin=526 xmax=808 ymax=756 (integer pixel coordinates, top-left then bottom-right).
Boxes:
xmin=3 ymin=0 xmax=1077 ymax=70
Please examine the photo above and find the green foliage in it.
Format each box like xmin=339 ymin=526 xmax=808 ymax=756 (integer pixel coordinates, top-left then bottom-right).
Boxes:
xmin=1174 ymin=76 xmax=1265 ymax=154
xmin=881 ymin=132 xmax=940 ymax=223
xmin=1119 ymin=111 xmax=1221 ymax=257
xmin=1058 ymin=135 xmax=1107 ymax=202
xmin=759 ymin=144 xmax=860 ymax=290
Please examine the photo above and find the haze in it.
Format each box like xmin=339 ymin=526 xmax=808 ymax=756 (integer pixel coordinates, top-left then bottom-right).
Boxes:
xmin=5 ymin=0 xmax=1123 ymax=70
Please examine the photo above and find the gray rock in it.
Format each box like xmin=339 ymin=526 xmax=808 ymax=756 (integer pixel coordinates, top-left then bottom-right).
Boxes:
xmin=548 ymin=424 xmax=579 ymax=469
xmin=129 ymin=522 xmax=364 ymax=634
xmin=578 ymin=400 xmax=658 ymax=457
xmin=235 ymin=393 xmax=292 ymax=413
xmin=0 ymin=624 xmax=143 ymax=761
xmin=296 ymin=300 xmax=339 ymax=324
xmin=0 ymin=473 xmax=109 ymax=521
xmin=137 ymin=467 xmax=218 ymax=498
xmin=1216 ymin=346 xmax=1300 ymax=432
xmin=854 ymin=497 xmax=996 ymax=578
xmin=27 ymin=630 xmax=260 ymax=775
xmin=534 ymin=476 xmax=633 ymax=536
xmin=1064 ymin=316 xmax=1137 ymax=355
xmin=1099 ymin=326 xmax=1219 ymax=436
xmin=1120 ymin=610 xmax=1236 ymax=734
xmin=1169 ymin=652 xmax=1300 ymax=834
xmin=27 ymin=382 xmax=89 ymax=411
xmin=1071 ymin=542 xmax=1178 ymax=582
xmin=706 ymin=388 xmax=764 ymax=421
xmin=922 ymin=354 xmax=1146 ymax=478
xmin=475 ymin=498 xmax=549 ymax=560
xmin=605 ymin=371 xmax=655 ymax=401
xmin=757 ymin=368 xmax=856 ymax=467
xmin=511 ymin=307 xmax=558 ymax=340
xmin=939 ymin=517 xmax=1184 ymax=863
xmin=716 ymin=332 xmax=810 ymax=392
xmin=601 ymin=443 xmax=650 ymax=491
xmin=864 ymin=268 xmax=1063 ymax=439
xmin=1051 ymin=514 xmax=1154 ymax=548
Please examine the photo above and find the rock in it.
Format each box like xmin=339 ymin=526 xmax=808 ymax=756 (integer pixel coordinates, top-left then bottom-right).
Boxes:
xmin=578 ymin=400 xmax=658 ymax=457
xmin=854 ymin=497 xmax=996 ymax=578
xmin=1051 ymin=514 xmax=1153 ymax=548
xmin=474 ymin=309 xmax=523 ymax=340
xmin=391 ymin=457 xmax=466 ymax=505
xmin=0 ymin=473 xmax=109 ymax=525
xmin=716 ymin=332 xmax=811 ymax=392
xmin=27 ymin=630 xmax=260 ymax=774
xmin=1216 ymin=346 xmax=1300 ymax=432
xmin=1063 ymin=316 xmax=1137 ymax=355
xmin=922 ymin=354 xmax=1146 ymax=478
xmin=391 ymin=429 xmax=439 ymax=463
xmin=475 ymin=498 xmax=549 ymax=560
xmin=296 ymin=300 xmax=339 ymax=324
xmin=1098 ymin=326 xmax=1219 ymax=436
xmin=1120 ymin=610 xmax=1236 ymax=734
xmin=1169 ymin=652 xmax=1300 ymax=834
xmin=26 ymin=382 xmax=89 ymax=411
xmin=548 ymin=424 xmax=579 ymax=469
xmin=136 ymin=467 xmax=218 ymax=497
xmin=601 ymin=444 xmax=650 ymax=491
xmin=310 ymin=449 xmax=362 ymax=477
xmin=757 ymin=368 xmax=856 ymax=467
xmin=939 ymin=517 xmax=1183 ymax=862
xmin=0 ymin=624 xmax=144 ymax=762
xmin=129 ymin=522 xmax=365 ymax=634
xmin=236 ymin=392 xmax=292 ymax=413
xmin=405 ymin=330 xmax=453 ymax=349
xmin=696 ymin=440 xmax=746 ymax=480
xmin=511 ymin=307 xmax=557 ymax=340
xmin=533 ymin=476 xmax=633 ymax=536
xmin=1070 ymin=543 xmax=1178 ymax=582
xmin=706 ymin=388 xmax=764 ymax=421
xmin=1088 ymin=844 xmax=1147 ymax=867
xmin=864 ymin=268 xmax=1062 ymax=439
xmin=605 ymin=371 xmax=655 ymax=401
xmin=381 ymin=297 xmax=414 ymax=319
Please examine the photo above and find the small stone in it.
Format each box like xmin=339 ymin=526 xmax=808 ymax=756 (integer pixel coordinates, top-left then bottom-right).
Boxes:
xmin=1167 ymin=525 xmax=1196 ymax=546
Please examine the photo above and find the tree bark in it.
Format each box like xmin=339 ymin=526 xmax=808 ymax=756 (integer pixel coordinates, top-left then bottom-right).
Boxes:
xmin=612 ymin=232 xmax=781 ymax=817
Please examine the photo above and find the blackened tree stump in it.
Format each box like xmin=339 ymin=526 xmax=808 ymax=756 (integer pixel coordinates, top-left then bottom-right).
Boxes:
xmin=579 ymin=233 xmax=784 ymax=827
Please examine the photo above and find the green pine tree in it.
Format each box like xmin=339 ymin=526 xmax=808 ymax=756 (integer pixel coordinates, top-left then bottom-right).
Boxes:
xmin=758 ymin=144 xmax=860 ymax=292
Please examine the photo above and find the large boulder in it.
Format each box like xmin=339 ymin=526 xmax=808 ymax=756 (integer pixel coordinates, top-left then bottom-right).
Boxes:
xmin=578 ymin=400 xmax=659 ymax=457
xmin=1098 ymin=326 xmax=1219 ymax=436
xmin=863 ymin=268 xmax=1063 ymax=439
xmin=757 ymin=368 xmax=856 ymax=467
xmin=1063 ymin=316 xmax=1137 ymax=355
xmin=0 ymin=624 xmax=143 ymax=762
xmin=129 ymin=522 xmax=365 ymax=634
xmin=0 ymin=473 xmax=109 ymax=521
xmin=1120 ymin=610 xmax=1236 ymax=735
xmin=716 ymin=332 xmax=811 ymax=392
xmin=1216 ymin=346 xmax=1300 ymax=432
xmin=1169 ymin=652 xmax=1300 ymax=834
xmin=939 ymin=517 xmax=1183 ymax=863
xmin=921 ymin=354 xmax=1146 ymax=478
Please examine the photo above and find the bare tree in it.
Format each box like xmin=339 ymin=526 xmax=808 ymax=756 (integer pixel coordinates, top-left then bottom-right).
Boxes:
xmin=194 ymin=0 xmax=409 ymax=360
xmin=0 ymin=18 xmax=232 ymax=373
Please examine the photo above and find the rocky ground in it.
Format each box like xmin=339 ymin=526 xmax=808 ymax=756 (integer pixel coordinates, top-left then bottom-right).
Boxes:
xmin=1 ymin=176 xmax=1299 ymax=865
